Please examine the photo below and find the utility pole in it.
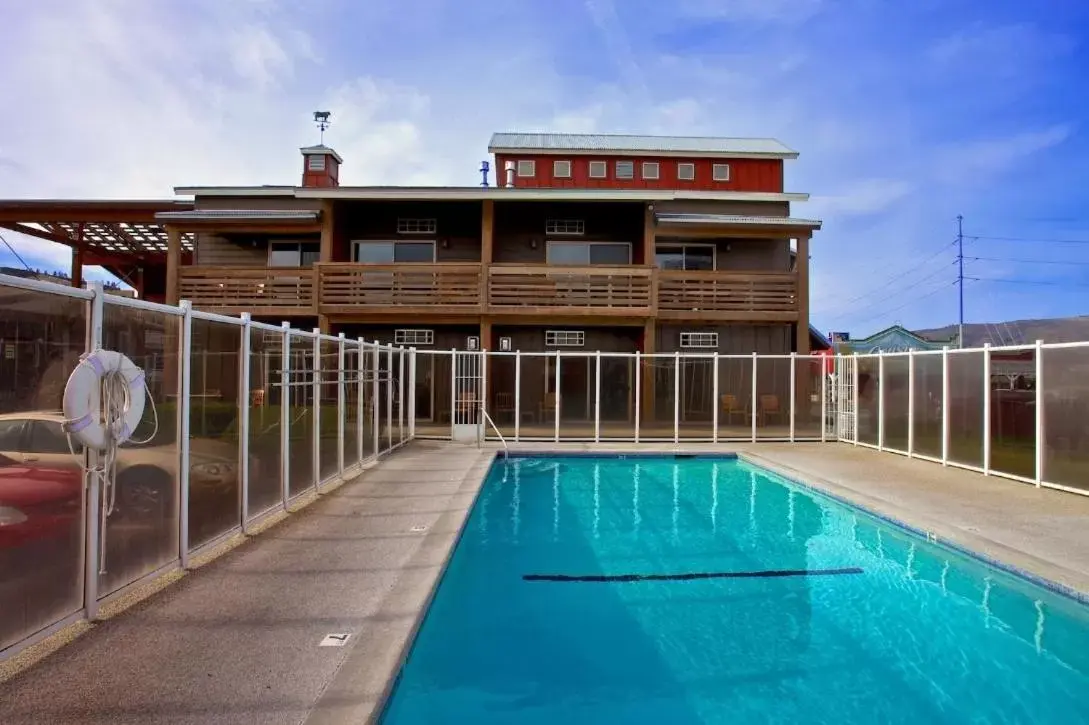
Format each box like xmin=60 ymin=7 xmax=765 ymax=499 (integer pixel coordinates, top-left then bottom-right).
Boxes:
xmin=957 ymin=214 xmax=964 ymax=348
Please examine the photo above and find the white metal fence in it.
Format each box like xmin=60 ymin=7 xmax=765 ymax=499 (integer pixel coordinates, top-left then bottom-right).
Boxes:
xmin=0 ymin=274 xmax=415 ymax=659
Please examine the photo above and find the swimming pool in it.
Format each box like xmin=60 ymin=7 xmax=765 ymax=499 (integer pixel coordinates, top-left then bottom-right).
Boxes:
xmin=380 ymin=455 xmax=1089 ymax=724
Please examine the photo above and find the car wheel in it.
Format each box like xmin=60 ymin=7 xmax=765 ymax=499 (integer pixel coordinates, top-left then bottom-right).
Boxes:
xmin=115 ymin=466 xmax=173 ymax=521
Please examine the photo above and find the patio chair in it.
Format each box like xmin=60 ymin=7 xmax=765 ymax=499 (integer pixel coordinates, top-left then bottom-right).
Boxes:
xmin=539 ymin=392 xmax=557 ymax=421
xmin=495 ymin=391 xmax=515 ymax=422
xmin=759 ymin=394 xmax=785 ymax=426
xmin=720 ymin=394 xmax=746 ymax=425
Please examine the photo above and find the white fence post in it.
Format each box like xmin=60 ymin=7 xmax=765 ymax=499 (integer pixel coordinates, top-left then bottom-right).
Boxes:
xmin=878 ymin=352 xmax=885 ymax=452
xmin=449 ymin=348 xmax=456 ymax=441
xmin=594 ymin=351 xmax=601 ymax=443
xmin=84 ymin=282 xmax=105 ymax=619
xmin=280 ymin=324 xmax=291 ymax=507
xmin=852 ymin=353 xmax=859 ymax=445
xmin=983 ymin=343 xmax=991 ymax=475
xmin=386 ymin=346 xmax=394 ymax=452
xmin=907 ymin=349 xmax=915 ymax=457
xmin=1035 ymin=339 xmax=1044 ymax=486
xmin=408 ymin=347 xmax=417 ymax=440
xmin=712 ymin=353 xmax=720 ymax=444
xmin=356 ymin=338 xmax=365 ymax=465
xmin=399 ymin=346 xmax=406 ymax=445
xmin=337 ymin=332 xmax=345 ymax=478
xmin=554 ymin=352 xmax=561 ymax=443
xmin=240 ymin=313 xmax=252 ymax=534
xmin=479 ymin=349 xmax=488 ymax=447
xmin=312 ymin=328 xmax=321 ymax=489
xmin=514 ymin=350 xmax=522 ymax=443
xmin=820 ymin=356 xmax=827 ymax=443
xmin=789 ymin=352 xmax=796 ymax=443
xmin=374 ymin=343 xmax=381 ymax=453
xmin=941 ymin=346 xmax=950 ymax=466
xmin=673 ymin=351 xmax=681 ymax=445
xmin=634 ymin=351 xmax=642 ymax=443
xmin=179 ymin=300 xmax=193 ymax=568
xmin=751 ymin=352 xmax=758 ymax=443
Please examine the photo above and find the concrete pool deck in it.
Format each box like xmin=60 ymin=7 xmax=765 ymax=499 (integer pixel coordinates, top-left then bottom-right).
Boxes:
xmin=2 ymin=440 xmax=1088 ymax=724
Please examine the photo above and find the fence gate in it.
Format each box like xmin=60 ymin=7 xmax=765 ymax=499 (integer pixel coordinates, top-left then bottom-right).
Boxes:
xmin=834 ymin=355 xmax=857 ymax=442
xmin=451 ymin=351 xmax=483 ymax=442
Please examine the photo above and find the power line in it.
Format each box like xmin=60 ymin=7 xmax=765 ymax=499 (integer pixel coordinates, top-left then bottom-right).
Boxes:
xmin=967 ymin=256 xmax=1089 ymax=266
xmin=965 ymin=276 xmax=1089 ymax=288
xmin=818 ymin=242 xmax=957 ymax=314
xmin=835 ymin=279 xmax=959 ymax=330
xmin=822 ymin=261 xmax=956 ymax=321
xmin=970 ymin=234 xmax=1089 ymax=245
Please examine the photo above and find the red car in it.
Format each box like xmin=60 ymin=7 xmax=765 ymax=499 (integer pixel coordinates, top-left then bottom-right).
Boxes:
xmin=0 ymin=456 xmax=82 ymax=549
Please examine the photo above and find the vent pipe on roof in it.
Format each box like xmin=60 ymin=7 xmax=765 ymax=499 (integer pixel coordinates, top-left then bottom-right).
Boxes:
xmin=479 ymin=160 xmax=490 ymax=187
xmin=504 ymin=160 xmax=515 ymax=188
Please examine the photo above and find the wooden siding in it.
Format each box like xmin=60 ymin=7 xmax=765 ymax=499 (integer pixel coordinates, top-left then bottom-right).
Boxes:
xmin=318 ymin=262 xmax=484 ymax=315
xmin=656 ymin=271 xmax=797 ymax=322
xmin=496 ymin=153 xmax=783 ymax=192
xmin=652 ymin=199 xmax=791 ymax=217
xmin=332 ymin=200 xmax=482 ymax=263
xmin=493 ymin=201 xmax=644 ymax=263
xmin=180 ymin=266 xmax=316 ymax=316
xmin=487 ymin=264 xmax=653 ymax=317
xmin=194 ymin=234 xmax=269 ymax=265
xmin=656 ymin=323 xmax=792 ymax=354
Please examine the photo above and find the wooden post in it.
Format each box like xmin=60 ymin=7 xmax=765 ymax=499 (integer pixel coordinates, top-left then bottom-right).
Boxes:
xmin=795 ymin=233 xmax=810 ymax=355
xmin=642 ymin=319 xmax=656 ymax=422
xmin=165 ymin=224 xmax=181 ymax=306
xmin=71 ymin=247 xmax=84 ymax=290
xmin=481 ymin=200 xmax=494 ymax=263
xmin=318 ymin=200 xmax=334 ymax=333
xmin=642 ymin=203 xmax=655 ymax=265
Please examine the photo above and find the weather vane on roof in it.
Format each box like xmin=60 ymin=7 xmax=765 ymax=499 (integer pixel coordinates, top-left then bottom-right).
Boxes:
xmin=313 ymin=111 xmax=331 ymax=145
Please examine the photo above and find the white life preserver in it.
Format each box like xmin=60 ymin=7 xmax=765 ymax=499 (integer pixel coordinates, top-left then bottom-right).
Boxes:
xmin=62 ymin=350 xmax=147 ymax=451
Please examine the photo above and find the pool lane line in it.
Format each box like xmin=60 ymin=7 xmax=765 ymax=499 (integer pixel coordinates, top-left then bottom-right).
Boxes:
xmin=522 ymin=567 xmax=864 ymax=583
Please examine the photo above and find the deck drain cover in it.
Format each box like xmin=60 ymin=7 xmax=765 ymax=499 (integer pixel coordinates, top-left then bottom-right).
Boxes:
xmin=410 ymin=525 xmax=428 ymax=533
xmin=320 ymin=633 xmax=351 ymax=647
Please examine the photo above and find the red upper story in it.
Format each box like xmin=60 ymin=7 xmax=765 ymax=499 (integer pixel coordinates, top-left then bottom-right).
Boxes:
xmin=488 ymin=132 xmax=797 ymax=193
xmin=493 ymin=153 xmax=783 ymax=192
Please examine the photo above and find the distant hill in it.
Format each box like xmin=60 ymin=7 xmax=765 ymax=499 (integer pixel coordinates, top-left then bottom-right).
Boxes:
xmin=916 ymin=316 xmax=1089 ymax=346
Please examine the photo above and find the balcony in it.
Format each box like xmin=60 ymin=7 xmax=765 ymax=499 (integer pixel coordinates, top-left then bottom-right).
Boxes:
xmin=487 ymin=264 xmax=654 ymax=318
xmin=180 ymin=266 xmax=317 ymax=315
xmin=317 ymin=263 xmax=484 ymax=316
xmin=656 ymin=270 xmax=798 ymax=321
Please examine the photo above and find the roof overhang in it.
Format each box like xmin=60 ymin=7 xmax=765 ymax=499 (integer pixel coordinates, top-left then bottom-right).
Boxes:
xmin=655 ymin=212 xmax=822 ymax=233
xmin=487 ymin=146 xmax=798 ymax=160
xmin=174 ymin=186 xmax=809 ymax=203
xmin=156 ymin=209 xmax=320 ymax=224
xmin=299 ymin=145 xmax=344 ymax=163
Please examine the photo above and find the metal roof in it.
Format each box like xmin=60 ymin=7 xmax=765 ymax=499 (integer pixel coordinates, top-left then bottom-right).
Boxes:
xmin=488 ymin=133 xmax=798 ymax=158
xmin=655 ymin=212 xmax=821 ymax=229
xmin=155 ymin=209 xmax=320 ymax=223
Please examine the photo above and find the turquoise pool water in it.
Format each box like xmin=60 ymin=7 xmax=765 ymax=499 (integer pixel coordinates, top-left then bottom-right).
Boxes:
xmin=380 ymin=456 xmax=1089 ymax=724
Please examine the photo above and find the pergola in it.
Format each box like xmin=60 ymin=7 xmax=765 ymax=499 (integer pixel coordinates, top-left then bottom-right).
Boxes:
xmin=0 ymin=199 xmax=195 ymax=300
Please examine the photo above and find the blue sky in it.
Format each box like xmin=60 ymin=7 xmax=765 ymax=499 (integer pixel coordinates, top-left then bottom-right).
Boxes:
xmin=2 ymin=0 xmax=1088 ymax=336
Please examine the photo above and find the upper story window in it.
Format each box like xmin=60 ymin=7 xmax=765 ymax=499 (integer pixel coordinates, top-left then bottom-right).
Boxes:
xmin=352 ymin=240 xmax=436 ymax=263
xmin=307 ymin=155 xmax=326 ymax=171
xmin=517 ymin=160 xmax=536 ymax=177
xmin=394 ymin=329 xmax=434 ymax=346
xmin=677 ymin=162 xmax=695 ymax=181
xmin=680 ymin=331 xmax=719 ymax=349
xmin=712 ymin=163 xmax=731 ymax=182
xmin=588 ymin=161 xmax=607 ymax=178
xmin=545 ymin=218 xmax=585 ymax=236
xmin=547 ymin=241 xmax=631 ymax=265
xmin=553 ymin=160 xmax=572 ymax=178
xmin=642 ymin=162 xmax=659 ymax=180
xmin=545 ymin=330 xmax=585 ymax=347
xmin=615 ymin=160 xmax=634 ymax=179
xmin=655 ymin=243 xmax=715 ymax=271
xmin=396 ymin=217 xmax=437 ymax=234
xmin=269 ymin=241 xmax=320 ymax=267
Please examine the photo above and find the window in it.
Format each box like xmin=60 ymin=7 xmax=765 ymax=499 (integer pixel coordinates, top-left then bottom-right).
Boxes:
xmin=546 ymin=241 xmax=631 ymax=265
xmin=553 ymin=160 xmax=572 ymax=178
xmin=269 ymin=241 xmax=320 ymax=267
xmin=615 ymin=160 xmax=634 ymax=179
xmin=27 ymin=421 xmax=71 ymax=454
xmin=394 ymin=329 xmax=434 ymax=346
xmin=677 ymin=162 xmax=695 ymax=181
xmin=545 ymin=218 xmax=585 ymax=236
xmin=307 ymin=154 xmax=326 ymax=171
xmin=655 ymin=244 xmax=715 ymax=271
xmin=642 ymin=162 xmax=659 ymax=180
xmin=396 ymin=218 xmax=437 ymax=234
xmin=517 ymin=160 xmax=536 ymax=177
xmin=0 ymin=419 xmax=25 ymax=450
xmin=712 ymin=163 xmax=731 ymax=181
xmin=352 ymin=240 xmax=436 ymax=263
xmin=680 ymin=332 xmax=719 ymax=349
xmin=588 ymin=161 xmax=607 ymax=178
xmin=545 ymin=330 xmax=585 ymax=347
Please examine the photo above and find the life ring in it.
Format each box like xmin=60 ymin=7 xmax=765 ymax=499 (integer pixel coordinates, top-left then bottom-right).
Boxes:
xmin=62 ymin=350 xmax=147 ymax=451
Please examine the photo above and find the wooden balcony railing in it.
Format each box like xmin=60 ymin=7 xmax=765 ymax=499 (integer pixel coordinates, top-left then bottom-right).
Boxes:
xmin=180 ymin=266 xmax=316 ymax=315
xmin=657 ymin=270 xmax=798 ymax=321
xmin=317 ymin=263 xmax=484 ymax=314
xmin=487 ymin=264 xmax=654 ymax=316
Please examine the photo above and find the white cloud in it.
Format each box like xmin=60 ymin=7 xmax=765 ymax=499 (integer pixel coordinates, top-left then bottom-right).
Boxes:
xmin=675 ymin=0 xmax=825 ymax=23
xmin=936 ymin=125 xmax=1072 ymax=184
xmin=808 ymin=179 xmax=915 ymax=218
